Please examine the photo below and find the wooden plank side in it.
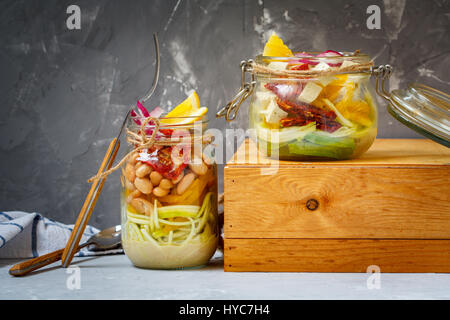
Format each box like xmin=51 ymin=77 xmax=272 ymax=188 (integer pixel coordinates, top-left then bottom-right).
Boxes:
xmin=227 ymin=139 xmax=450 ymax=167
xmin=224 ymin=166 xmax=450 ymax=239
xmin=224 ymin=238 xmax=450 ymax=272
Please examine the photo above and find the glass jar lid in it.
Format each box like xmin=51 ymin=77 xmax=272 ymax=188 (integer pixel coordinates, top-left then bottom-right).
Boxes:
xmin=373 ymin=65 xmax=449 ymax=147
xmin=388 ymin=83 xmax=450 ymax=147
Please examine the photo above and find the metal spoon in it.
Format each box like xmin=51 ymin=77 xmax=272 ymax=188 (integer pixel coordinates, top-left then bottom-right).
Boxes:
xmin=9 ymin=225 xmax=121 ymax=277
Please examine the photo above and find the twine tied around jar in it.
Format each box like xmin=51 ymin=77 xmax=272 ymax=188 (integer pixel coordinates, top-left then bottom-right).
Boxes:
xmin=251 ymin=49 xmax=374 ymax=77
xmin=250 ymin=60 xmax=374 ymax=78
xmin=88 ymin=116 xmax=212 ymax=183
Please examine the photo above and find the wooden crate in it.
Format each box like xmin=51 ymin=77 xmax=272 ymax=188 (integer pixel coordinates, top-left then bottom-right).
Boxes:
xmin=224 ymin=139 xmax=450 ymax=272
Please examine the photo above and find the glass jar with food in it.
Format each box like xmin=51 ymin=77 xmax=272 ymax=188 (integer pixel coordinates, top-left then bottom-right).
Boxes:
xmin=219 ymin=33 xmax=449 ymax=157
xmin=120 ymin=91 xmax=219 ymax=269
xmin=218 ymin=33 xmax=380 ymax=160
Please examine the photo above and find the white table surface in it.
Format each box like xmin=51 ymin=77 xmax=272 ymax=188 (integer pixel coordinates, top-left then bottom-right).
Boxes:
xmin=1 ymin=252 xmax=450 ymax=300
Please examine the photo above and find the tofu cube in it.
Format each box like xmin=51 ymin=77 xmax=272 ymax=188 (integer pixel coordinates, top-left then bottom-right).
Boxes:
xmin=314 ymin=62 xmax=331 ymax=71
xmin=317 ymin=76 xmax=336 ymax=86
xmin=298 ymin=82 xmax=323 ymax=104
xmin=264 ymin=98 xmax=288 ymax=124
xmin=255 ymin=91 xmax=276 ymax=110
xmin=268 ymin=61 xmax=289 ymax=71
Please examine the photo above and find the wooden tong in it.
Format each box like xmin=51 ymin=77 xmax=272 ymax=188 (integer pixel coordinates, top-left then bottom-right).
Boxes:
xmin=61 ymin=138 xmax=120 ymax=267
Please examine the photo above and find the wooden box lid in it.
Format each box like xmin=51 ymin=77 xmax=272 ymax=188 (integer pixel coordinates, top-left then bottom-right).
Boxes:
xmin=224 ymin=139 xmax=450 ymax=240
xmin=227 ymin=138 xmax=450 ymax=167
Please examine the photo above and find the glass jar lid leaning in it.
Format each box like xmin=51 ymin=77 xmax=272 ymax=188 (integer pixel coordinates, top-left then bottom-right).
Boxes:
xmin=374 ymin=68 xmax=450 ymax=147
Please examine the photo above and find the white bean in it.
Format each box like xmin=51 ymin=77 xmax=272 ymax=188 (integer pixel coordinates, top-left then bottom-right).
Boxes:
xmin=125 ymin=163 xmax=135 ymax=182
xmin=202 ymin=151 xmax=214 ymax=166
xmin=125 ymin=179 xmax=136 ymax=191
xmin=159 ymin=178 xmax=174 ymax=190
xmin=134 ymin=162 xmax=143 ymax=170
xmin=150 ymin=171 xmax=163 ymax=186
xmin=172 ymin=171 xmax=184 ymax=184
xmin=153 ymin=187 xmax=169 ymax=197
xmin=134 ymin=177 xmax=153 ymax=194
xmin=176 ymin=172 xmax=196 ymax=195
xmin=189 ymin=157 xmax=208 ymax=175
xmin=131 ymin=198 xmax=153 ymax=216
xmin=142 ymin=199 xmax=154 ymax=217
xmin=135 ymin=163 xmax=152 ymax=178
xmin=126 ymin=190 xmax=141 ymax=204
xmin=130 ymin=153 xmax=140 ymax=165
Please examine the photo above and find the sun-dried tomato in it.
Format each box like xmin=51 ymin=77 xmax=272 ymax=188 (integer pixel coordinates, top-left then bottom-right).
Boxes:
xmin=276 ymin=98 xmax=336 ymax=120
xmin=144 ymin=128 xmax=173 ymax=137
xmin=276 ymin=98 xmax=341 ymax=133
xmin=289 ymin=63 xmax=309 ymax=71
xmin=144 ymin=145 xmax=188 ymax=180
xmin=280 ymin=117 xmax=314 ymax=128
xmin=316 ymin=120 xmax=342 ymax=133
xmin=160 ymin=129 xmax=174 ymax=136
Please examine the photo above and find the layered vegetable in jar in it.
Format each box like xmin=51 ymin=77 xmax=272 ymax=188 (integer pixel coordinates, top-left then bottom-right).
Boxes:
xmin=120 ymin=92 xmax=219 ymax=269
xmin=249 ymin=33 xmax=378 ymax=160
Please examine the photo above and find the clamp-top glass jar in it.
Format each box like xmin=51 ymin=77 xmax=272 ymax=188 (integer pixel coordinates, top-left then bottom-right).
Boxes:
xmin=120 ymin=115 xmax=219 ymax=269
xmin=218 ymin=52 xmax=381 ymax=160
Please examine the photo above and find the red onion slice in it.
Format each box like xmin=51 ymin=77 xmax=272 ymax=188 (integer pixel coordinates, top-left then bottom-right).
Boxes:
xmin=292 ymin=52 xmax=319 ymax=66
xmin=130 ymin=110 xmax=142 ymax=125
xmin=316 ymin=50 xmax=343 ymax=67
xmin=316 ymin=50 xmax=343 ymax=57
xmin=131 ymin=104 xmax=164 ymax=128
xmin=136 ymin=101 xmax=150 ymax=118
xmin=149 ymin=106 xmax=164 ymax=118
xmin=292 ymin=50 xmax=344 ymax=67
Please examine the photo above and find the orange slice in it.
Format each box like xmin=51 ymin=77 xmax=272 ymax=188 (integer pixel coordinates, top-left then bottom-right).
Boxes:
xmin=263 ymin=33 xmax=293 ymax=57
xmin=340 ymin=100 xmax=372 ymax=127
xmin=335 ymin=84 xmax=372 ymax=127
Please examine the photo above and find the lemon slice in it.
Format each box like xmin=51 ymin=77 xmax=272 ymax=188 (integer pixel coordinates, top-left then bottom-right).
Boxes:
xmin=161 ymin=91 xmax=207 ymax=125
xmin=263 ymin=32 xmax=293 ymax=57
xmin=161 ymin=106 xmax=208 ymax=126
xmin=166 ymin=91 xmax=200 ymax=117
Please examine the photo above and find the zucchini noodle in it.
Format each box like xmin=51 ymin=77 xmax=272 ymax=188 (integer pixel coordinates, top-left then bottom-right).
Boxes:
xmin=124 ymin=192 xmax=216 ymax=246
xmin=140 ymin=227 xmax=160 ymax=246
xmin=168 ymin=230 xmax=173 ymax=245
xmin=158 ymin=219 xmax=192 ymax=226
xmin=182 ymin=218 xmax=196 ymax=245
xmin=129 ymin=222 xmax=144 ymax=241
xmin=153 ymin=199 xmax=160 ymax=230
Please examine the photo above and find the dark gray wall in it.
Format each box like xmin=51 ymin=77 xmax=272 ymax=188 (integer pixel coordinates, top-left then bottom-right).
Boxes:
xmin=1 ymin=0 xmax=449 ymax=229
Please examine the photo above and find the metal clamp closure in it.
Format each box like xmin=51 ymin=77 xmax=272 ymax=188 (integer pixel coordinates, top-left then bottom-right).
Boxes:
xmin=372 ymin=64 xmax=393 ymax=101
xmin=217 ymin=59 xmax=256 ymax=122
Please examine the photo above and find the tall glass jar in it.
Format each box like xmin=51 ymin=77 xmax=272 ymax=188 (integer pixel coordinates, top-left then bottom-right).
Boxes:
xmin=120 ymin=116 xmax=219 ymax=269
xmin=220 ymin=52 xmax=380 ymax=161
